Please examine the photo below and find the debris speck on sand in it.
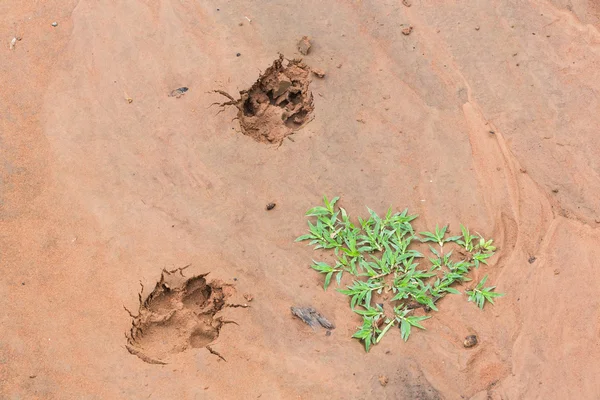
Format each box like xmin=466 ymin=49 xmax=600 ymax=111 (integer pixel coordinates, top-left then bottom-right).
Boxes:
xmin=311 ymin=68 xmax=325 ymax=78
xmin=291 ymin=306 xmax=334 ymax=329
xmin=379 ymin=375 xmax=389 ymax=386
xmin=169 ymin=87 xmax=189 ymax=98
xmin=297 ymin=36 xmax=311 ymax=55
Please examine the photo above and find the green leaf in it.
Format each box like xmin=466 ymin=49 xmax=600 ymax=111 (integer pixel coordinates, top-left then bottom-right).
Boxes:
xmin=443 ymin=287 xmax=461 ymax=295
xmin=323 ymin=272 xmax=332 ymax=289
xmin=311 ymin=260 xmax=335 ymax=273
xmin=306 ymin=206 xmax=330 ymax=217
xmin=445 ymin=235 xmax=462 ymax=243
xmin=295 ymin=234 xmax=314 ymax=242
xmin=405 ymin=315 xmax=430 ymax=330
xmin=400 ymin=318 xmax=412 ymax=341
xmin=336 ymin=271 xmax=343 ymax=285
xmin=473 ymin=252 xmax=493 ymax=268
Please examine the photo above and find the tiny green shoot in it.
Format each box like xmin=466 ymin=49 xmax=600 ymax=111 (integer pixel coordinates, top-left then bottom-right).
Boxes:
xmin=466 ymin=275 xmax=505 ymax=309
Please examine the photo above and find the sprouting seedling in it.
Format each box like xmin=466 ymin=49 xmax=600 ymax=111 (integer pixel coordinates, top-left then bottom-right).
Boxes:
xmin=374 ymin=305 xmax=431 ymax=347
xmin=466 ymin=275 xmax=504 ymax=309
xmin=428 ymin=246 xmax=453 ymax=271
xmin=352 ymin=305 xmax=385 ymax=352
xmin=310 ymin=261 xmax=343 ymax=290
xmin=475 ymin=235 xmax=496 ymax=252
xmin=295 ymin=215 xmax=342 ymax=251
xmin=420 ymin=224 xmax=448 ymax=246
xmin=338 ymin=279 xmax=384 ymax=309
xmin=420 ymin=225 xmax=461 ymax=254
xmin=457 ymin=224 xmax=478 ymax=252
xmin=473 ymin=251 xmax=493 ymax=268
xmin=306 ymin=195 xmax=339 ymax=217
xmin=394 ymin=306 xmax=431 ymax=342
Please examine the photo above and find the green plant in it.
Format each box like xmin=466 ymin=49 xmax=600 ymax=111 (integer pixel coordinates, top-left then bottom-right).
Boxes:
xmin=457 ymin=224 xmax=478 ymax=252
xmin=420 ymin=225 xmax=461 ymax=254
xmin=297 ymin=196 xmax=503 ymax=351
xmin=466 ymin=275 xmax=504 ymax=309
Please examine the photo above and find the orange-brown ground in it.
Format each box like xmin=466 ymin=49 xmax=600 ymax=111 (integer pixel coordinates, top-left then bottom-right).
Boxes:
xmin=2 ymin=1 xmax=600 ymax=399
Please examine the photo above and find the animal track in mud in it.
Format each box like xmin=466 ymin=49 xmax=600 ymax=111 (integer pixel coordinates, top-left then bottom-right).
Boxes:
xmin=125 ymin=268 xmax=235 ymax=364
xmin=214 ymin=54 xmax=315 ymax=145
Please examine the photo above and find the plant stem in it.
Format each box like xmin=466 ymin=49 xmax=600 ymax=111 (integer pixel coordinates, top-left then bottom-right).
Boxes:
xmin=376 ymin=319 xmax=396 ymax=343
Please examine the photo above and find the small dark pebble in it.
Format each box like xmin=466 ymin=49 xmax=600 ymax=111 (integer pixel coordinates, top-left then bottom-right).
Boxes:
xmin=233 ymin=278 xmax=238 ymax=281
xmin=22 ymin=282 xmax=25 ymax=286
xmin=236 ymin=53 xmax=241 ymax=57
xmin=325 ymin=330 xmax=332 ymax=337
xmin=552 ymin=189 xmax=559 ymax=193
xmin=528 ymin=256 xmax=536 ymax=264
xmin=266 ymin=202 xmax=276 ymax=211
xmin=29 ymin=375 xmax=36 ymax=379
xmin=489 ymin=130 xmax=495 ymax=135
xmin=463 ymin=334 xmax=478 ymax=348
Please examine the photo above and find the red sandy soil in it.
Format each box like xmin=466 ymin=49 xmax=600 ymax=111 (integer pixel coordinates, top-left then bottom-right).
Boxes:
xmin=2 ymin=1 xmax=600 ymax=399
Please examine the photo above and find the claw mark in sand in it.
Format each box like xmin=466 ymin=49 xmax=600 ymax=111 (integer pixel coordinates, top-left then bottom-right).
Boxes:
xmin=206 ymin=345 xmax=227 ymax=362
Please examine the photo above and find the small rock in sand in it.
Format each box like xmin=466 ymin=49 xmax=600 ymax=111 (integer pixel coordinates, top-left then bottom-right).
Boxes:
xmin=312 ymin=68 xmax=326 ymax=78
xmin=297 ymin=36 xmax=311 ymax=55
xmin=378 ymin=375 xmax=389 ymax=386
xmin=402 ymin=0 xmax=412 ymax=6
xmin=463 ymin=334 xmax=478 ymax=348
xmin=402 ymin=26 xmax=413 ymax=36
xmin=51 ymin=22 xmax=58 ymax=27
